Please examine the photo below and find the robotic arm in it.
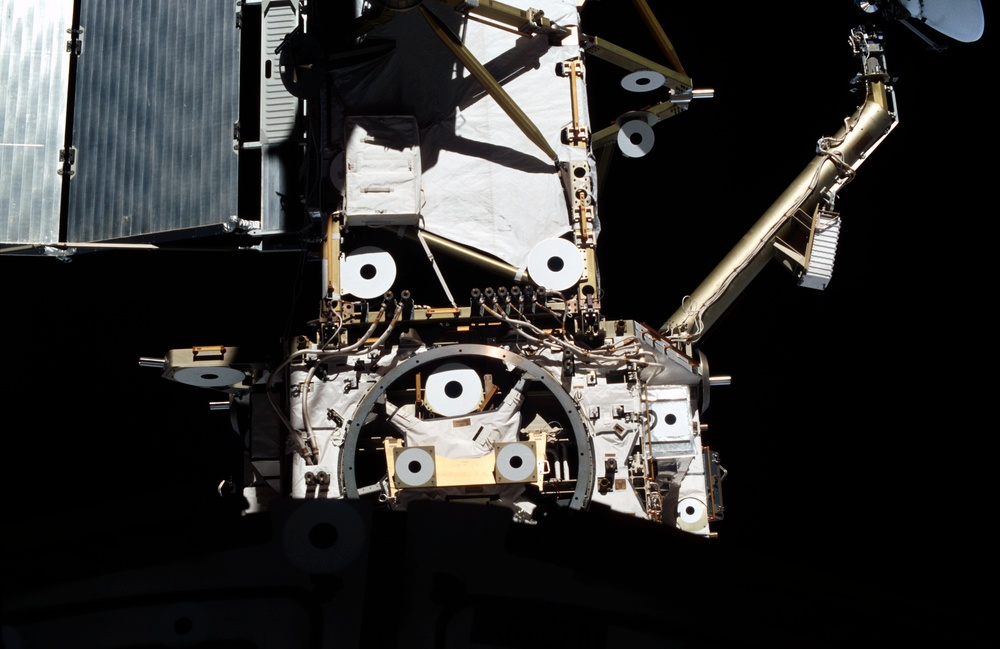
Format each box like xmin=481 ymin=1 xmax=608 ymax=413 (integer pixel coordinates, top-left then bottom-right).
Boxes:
xmin=661 ymin=26 xmax=899 ymax=342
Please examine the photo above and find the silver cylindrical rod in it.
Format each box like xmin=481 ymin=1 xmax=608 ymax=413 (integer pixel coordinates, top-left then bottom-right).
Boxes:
xmin=408 ymin=230 xmax=527 ymax=283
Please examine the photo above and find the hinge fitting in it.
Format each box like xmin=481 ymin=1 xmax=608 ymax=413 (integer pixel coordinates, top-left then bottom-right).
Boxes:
xmin=58 ymin=147 xmax=76 ymax=177
xmin=66 ymin=27 xmax=82 ymax=56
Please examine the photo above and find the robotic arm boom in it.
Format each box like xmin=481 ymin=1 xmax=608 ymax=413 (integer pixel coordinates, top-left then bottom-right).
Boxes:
xmin=661 ymin=26 xmax=899 ymax=341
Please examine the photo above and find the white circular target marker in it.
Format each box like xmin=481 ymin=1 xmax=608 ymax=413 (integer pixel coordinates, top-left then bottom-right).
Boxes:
xmin=617 ymin=119 xmax=655 ymax=158
xmin=424 ymin=363 xmax=484 ymax=416
xmin=172 ymin=366 xmax=246 ymax=388
xmin=621 ymin=69 xmax=665 ymax=92
xmin=496 ymin=443 xmax=537 ymax=482
xmin=527 ymin=238 xmax=584 ymax=291
xmin=341 ymin=246 xmax=397 ymax=299
xmin=394 ymin=447 xmax=436 ymax=487
xmin=676 ymin=497 xmax=708 ymax=531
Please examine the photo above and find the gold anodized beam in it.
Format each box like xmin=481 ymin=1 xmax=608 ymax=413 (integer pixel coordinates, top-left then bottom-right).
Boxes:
xmin=631 ymin=0 xmax=687 ymax=76
xmin=437 ymin=0 xmax=571 ymax=39
xmin=582 ymin=36 xmax=692 ymax=92
xmin=419 ymin=5 xmax=558 ymax=162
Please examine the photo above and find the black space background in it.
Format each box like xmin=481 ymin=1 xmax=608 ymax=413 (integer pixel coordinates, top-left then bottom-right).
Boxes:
xmin=1 ymin=2 xmax=992 ymax=647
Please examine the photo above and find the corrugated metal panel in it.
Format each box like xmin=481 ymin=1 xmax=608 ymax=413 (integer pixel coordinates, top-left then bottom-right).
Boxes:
xmin=800 ymin=212 xmax=841 ymax=290
xmin=67 ymin=0 xmax=240 ymax=242
xmin=0 ymin=0 xmax=74 ymax=245
xmin=260 ymin=0 xmax=299 ymax=234
xmin=260 ymin=0 xmax=297 ymax=145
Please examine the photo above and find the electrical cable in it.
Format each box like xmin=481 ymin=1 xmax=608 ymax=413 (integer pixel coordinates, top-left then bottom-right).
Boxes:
xmin=266 ymin=306 xmax=388 ymax=463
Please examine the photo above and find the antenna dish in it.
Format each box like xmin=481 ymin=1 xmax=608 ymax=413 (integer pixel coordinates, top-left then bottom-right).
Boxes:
xmin=898 ymin=0 xmax=984 ymax=43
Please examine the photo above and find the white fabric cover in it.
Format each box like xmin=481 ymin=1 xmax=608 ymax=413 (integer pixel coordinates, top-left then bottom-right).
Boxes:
xmin=330 ymin=1 xmax=599 ymax=269
xmin=385 ymin=378 xmax=528 ymax=458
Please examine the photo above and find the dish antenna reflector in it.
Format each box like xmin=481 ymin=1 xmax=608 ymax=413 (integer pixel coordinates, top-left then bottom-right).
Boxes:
xmin=899 ymin=0 xmax=984 ymax=43
xmin=860 ymin=0 xmax=986 ymax=43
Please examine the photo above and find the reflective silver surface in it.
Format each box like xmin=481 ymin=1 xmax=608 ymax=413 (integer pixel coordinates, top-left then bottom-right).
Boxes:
xmin=67 ymin=0 xmax=240 ymax=242
xmin=0 ymin=0 xmax=74 ymax=245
